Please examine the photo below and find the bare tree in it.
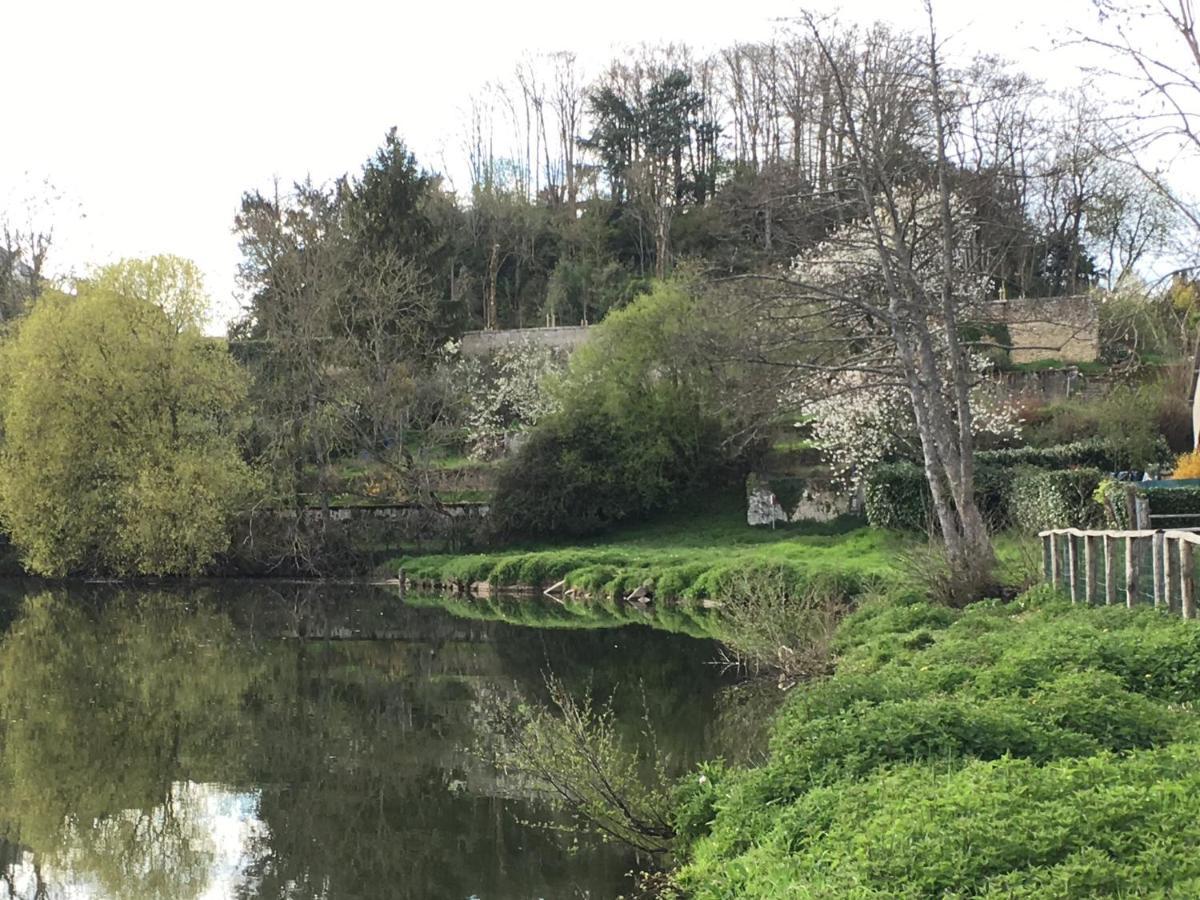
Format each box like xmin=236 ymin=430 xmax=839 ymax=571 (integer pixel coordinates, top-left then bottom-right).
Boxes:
xmin=773 ymin=11 xmax=997 ymax=594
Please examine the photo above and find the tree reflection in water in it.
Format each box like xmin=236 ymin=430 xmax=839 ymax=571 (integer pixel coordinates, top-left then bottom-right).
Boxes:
xmin=0 ymin=584 xmax=731 ymax=899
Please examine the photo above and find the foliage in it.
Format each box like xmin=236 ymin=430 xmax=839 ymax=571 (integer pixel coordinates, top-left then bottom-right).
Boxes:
xmin=1009 ymin=467 xmax=1107 ymax=533
xmin=1172 ymin=450 xmax=1200 ymax=479
xmin=674 ymin=592 xmax=1200 ymax=897
xmin=865 ymin=462 xmax=1014 ymax=534
xmin=0 ymin=268 xmax=257 ymax=575
xmin=807 ymin=361 xmax=1021 ymax=488
xmin=1135 ymin=483 xmax=1200 ymax=523
xmin=714 ymin=566 xmax=848 ymax=680
xmin=480 ymin=674 xmax=675 ymax=854
xmin=88 ymin=254 xmax=209 ymax=332
xmin=231 ymin=166 xmax=437 ymax=519
xmin=863 ymin=462 xmax=933 ymax=532
xmin=977 ymin=434 xmax=1168 ymax=470
xmin=435 ymin=338 xmax=566 ymax=458
xmin=897 ymin=538 xmax=1002 ymax=608
xmin=1094 ymin=477 xmax=1132 ymax=528
xmin=1097 ymin=278 xmax=1186 ymax=367
xmin=866 ymin=439 xmax=1167 ymax=534
xmin=1026 ymin=376 xmax=1189 ymax=462
xmin=489 ymin=278 xmax=760 ymax=537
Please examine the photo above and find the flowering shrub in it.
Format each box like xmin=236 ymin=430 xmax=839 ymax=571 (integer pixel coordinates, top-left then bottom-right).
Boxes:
xmin=437 ymin=338 xmax=566 ymax=459
xmin=807 ymin=361 xmax=1021 ymax=488
xmin=1171 ymin=451 xmax=1200 ymax=479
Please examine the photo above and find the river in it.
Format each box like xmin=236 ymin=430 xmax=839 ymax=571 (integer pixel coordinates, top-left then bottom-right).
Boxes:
xmin=0 ymin=581 xmax=742 ymax=899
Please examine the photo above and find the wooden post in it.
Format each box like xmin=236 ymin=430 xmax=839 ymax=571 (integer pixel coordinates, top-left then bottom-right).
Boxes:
xmin=1043 ymin=535 xmax=1052 ymax=585
xmin=1085 ymin=536 xmax=1098 ymax=605
xmin=1067 ymin=534 xmax=1078 ymax=603
xmin=1126 ymin=535 xmax=1138 ymax=608
xmin=1135 ymin=494 xmax=1151 ymax=529
xmin=1153 ymin=532 xmax=1165 ymax=609
xmin=1049 ymin=533 xmax=1060 ymax=588
xmin=1181 ymin=540 xmax=1195 ymax=619
xmin=1161 ymin=535 xmax=1171 ymax=614
xmin=1104 ymin=535 xmax=1117 ymax=606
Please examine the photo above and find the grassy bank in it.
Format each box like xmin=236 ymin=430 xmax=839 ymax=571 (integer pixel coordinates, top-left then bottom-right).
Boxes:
xmin=402 ymin=591 xmax=724 ymax=640
xmin=672 ymin=588 xmax=1200 ymax=897
xmin=387 ymin=494 xmax=910 ymax=601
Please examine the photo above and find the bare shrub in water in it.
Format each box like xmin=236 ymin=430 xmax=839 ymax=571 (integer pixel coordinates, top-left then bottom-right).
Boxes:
xmin=716 ymin=566 xmax=848 ymax=683
xmin=479 ymin=674 xmax=675 ymax=854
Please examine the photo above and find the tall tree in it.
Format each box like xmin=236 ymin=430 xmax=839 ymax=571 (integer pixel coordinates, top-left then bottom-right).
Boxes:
xmin=779 ymin=13 xmax=997 ymax=596
xmin=0 ymin=260 xmax=256 ymax=576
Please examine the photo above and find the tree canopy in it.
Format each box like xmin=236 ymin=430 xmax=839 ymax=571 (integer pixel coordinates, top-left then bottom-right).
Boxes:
xmin=0 ymin=260 xmax=257 ymax=576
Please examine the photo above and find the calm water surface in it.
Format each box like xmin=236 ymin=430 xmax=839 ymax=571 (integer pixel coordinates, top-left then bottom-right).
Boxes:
xmin=0 ymin=581 xmax=736 ymax=899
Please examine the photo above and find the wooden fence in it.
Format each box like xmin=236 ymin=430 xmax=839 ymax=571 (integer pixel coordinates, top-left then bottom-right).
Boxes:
xmin=1040 ymin=528 xmax=1200 ymax=617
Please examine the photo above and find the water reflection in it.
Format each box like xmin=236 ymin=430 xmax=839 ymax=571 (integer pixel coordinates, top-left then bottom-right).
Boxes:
xmin=0 ymin=583 xmax=732 ymax=899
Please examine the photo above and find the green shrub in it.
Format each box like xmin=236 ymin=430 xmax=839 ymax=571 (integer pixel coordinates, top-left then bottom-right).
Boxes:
xmin=1135 ymin=483 xmax=1200 ymax=526
xmin=1009 ymin=466 xmax=1105 ymax=532
xmin=864 ymin=462 xmax=1012 ymax=532
xmin=977 ymin=435 xmax=1169 ymax=471
xmin=683 ymin=748 xmax=1200 ymax=898
xmin=674 ymin=592 xmax=1200 ymax=898
xmin=863 ymin=462 xmax=931 ymax=531
xmin=1026 ymin=381 xmax=1185 ymax=462
xmin=489 ymin=279 xmax=748 ymax=538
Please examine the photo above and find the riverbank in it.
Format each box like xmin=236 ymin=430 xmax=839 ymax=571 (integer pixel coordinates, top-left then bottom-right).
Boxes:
xmin=384 ymin=494 xmax=908 ymax=602
xmin=671 ymin=585 xmax=1200 ymax=896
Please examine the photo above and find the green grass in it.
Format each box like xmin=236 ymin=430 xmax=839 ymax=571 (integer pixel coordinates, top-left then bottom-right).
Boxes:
xmin=388 ymin=493 xmax=908 ymax=601
xmin=673 ymin=586 xmax=1200 ymax=897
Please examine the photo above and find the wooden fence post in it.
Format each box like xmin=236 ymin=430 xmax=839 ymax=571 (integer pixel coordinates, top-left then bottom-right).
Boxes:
xmin=1085 ymin=536 xmax=1098 ymax=605
xmin=1181 ymin=540 xmax=1195 ymax=619
xmin=1126 ymin=535 xmax=1138 ymax=608
xmin=1135 ymin=495 xmax=1151 ymax=529
xmin=1153 ymin=532 xmax=1165 ymax=609
xmin=1049 ymin=533 xmax=1060 ymax=588
xmin=1067 ymin=535 xmax=1079 ymax=603
xmin=1165 ymin=534 xmax=1178 ymax=613
xmin=1043 ymin=535 xmax=1052 ymax=584
xmin=1104 ymin=535 xmax=1117 ymax=606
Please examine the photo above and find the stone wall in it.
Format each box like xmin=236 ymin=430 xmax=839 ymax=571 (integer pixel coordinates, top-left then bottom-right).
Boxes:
xmin=991 ymin=367 xmax=1114 ymax=405
xmin=984 ymin=296 xmax=1099 ymax=364
xmin=746 ymin=472 xmax=857 ymax=526
xmin=460 ymin=325 xmax=592 ymax=357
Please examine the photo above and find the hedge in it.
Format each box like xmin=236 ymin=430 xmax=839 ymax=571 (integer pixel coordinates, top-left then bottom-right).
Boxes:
xmin=863 ymin=463 xmax=931 ymax=531
xmin=864 ymin=463 xmax=1013 ymax=532
xmin=865 ymin=461 xmax=1106 ymax=533
xmin=977 ymin=436 xmax=1170 ymax=471
xmin=1009 ymin=467 xmax=1106 ymax=532
xmin=1135 ymin=482 xmax=1200 ymax=526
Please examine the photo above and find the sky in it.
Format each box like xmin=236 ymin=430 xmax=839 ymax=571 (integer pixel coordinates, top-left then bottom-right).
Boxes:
xmin=2 ymin=0 xmax=1104 ymax=332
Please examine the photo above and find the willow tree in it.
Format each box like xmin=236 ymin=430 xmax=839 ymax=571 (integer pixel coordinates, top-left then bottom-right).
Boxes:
xmin=0 ymin=258 xmax=257 ymax=576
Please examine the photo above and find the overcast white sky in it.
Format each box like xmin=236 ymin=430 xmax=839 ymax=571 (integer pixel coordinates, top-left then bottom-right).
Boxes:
xmin=2 ymin=0 xmax=1103 ymax=331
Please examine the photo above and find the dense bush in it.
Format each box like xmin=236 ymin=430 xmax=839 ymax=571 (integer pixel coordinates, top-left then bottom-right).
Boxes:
xmin=1009 ymin=467 xmax=1106 ymax=532
xmin=1135 ymin=482 xmax=1200 ymax=526
xmin=866 ymin=439 xmax=1143 ymax=533
xmin=490 ymin=402 xmax=726 ymax=537
xmin=1172 ymin=450 xmax=1200 ymax=479
xmin=490 ymin=279 xmax=759 ymax=537
xmin=977 ymin=434 xmax=1169 ymax=470
xmin=1025 ymin=376 xmax=1189 ymax=460
xmin=863 ymin=462 xmax=931 ymax=531
xmin=674 ymin=593 xmax=1200 ymax=897
xmin=865 ymin=462 xmax=1013 ymax=533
